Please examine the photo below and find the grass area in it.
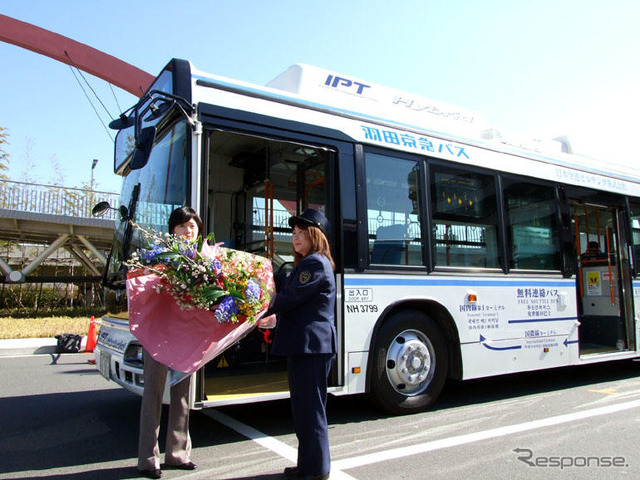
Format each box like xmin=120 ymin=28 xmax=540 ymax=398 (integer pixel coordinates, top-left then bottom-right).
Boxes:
xmin=0 ymin=315 xmax=100 ymax=340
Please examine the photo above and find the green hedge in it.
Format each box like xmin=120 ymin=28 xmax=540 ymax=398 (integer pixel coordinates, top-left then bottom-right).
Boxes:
xmin=0 ymin=283 xmax=125 ymax=316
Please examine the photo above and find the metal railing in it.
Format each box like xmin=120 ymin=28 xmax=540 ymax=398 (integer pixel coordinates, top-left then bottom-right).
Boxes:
xmin=0 ymin=179 xmax=120 ymax=220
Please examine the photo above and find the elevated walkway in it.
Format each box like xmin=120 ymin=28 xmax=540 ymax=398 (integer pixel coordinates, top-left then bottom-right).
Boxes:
xmin=0 ymin=180 xmax=119 ymax=283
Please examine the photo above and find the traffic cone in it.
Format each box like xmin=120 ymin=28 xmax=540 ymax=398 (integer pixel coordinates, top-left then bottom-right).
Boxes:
xmin=85 ymin=316 xmax=99 ymax=352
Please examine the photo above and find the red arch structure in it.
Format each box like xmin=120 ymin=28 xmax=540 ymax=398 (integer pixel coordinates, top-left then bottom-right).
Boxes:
xmin=0 ymin=14 xmax=154 ymax=97
xmin=0 ymin=15 xmax=155 ymax=283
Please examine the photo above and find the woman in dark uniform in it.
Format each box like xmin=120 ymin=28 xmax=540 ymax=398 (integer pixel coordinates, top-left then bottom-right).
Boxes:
xmin=262 ymin=208 xmax=336 ymax=480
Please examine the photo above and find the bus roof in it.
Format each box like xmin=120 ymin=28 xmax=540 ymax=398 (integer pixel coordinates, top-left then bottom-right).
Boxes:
xmin=187 ymin=61 xmax=640 ymax=189
xmin=266 ymin=64 xmax=579 ymax=155
xmin=267 ymin=64 xmax=488 ymax=135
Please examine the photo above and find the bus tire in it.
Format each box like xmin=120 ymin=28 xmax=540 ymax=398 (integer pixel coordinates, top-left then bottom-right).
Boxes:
xmin=370 ymin=310 xmax=448 ymax=415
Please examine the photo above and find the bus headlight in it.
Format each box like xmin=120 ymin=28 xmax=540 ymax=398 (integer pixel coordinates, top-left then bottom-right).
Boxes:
xmin=123 ymin=343 xmax=144 ymax=367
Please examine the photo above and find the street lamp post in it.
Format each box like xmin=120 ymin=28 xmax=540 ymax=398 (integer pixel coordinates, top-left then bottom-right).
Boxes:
xmin=89 ymin=158 xmax=100 ymax=307
xmin=91 ymin=158 xmax=98 ymax=191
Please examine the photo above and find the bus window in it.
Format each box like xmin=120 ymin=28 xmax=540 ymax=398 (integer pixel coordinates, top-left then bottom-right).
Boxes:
xmin=430 ymin=165 xmax=499 ymax=268
xmin=503 ymin=180 xmax=561 ymax=271
xmin=365 ymin=153 xmax=423 ymax=266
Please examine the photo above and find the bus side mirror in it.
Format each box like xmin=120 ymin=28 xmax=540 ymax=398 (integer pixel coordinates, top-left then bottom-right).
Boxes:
xmin=92 ymin=201 xmax=111 ymax=217
xmin=92 ymin=201 xmax=129 ymax=222
xmin=130 ymin=126 xmax=156 ymax=170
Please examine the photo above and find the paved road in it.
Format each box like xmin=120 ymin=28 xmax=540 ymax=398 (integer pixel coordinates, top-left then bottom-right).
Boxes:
xmin=1 ymin=353 xmax=640 ymax=479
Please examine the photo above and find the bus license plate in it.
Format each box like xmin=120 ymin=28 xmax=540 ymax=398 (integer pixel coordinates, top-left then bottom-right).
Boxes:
xmin=99 ymin=351 xmax=111 ymax=381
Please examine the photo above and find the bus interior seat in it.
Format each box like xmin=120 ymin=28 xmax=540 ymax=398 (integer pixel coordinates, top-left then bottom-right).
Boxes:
xmin=371 ymin=224 xmax=406 ymax=265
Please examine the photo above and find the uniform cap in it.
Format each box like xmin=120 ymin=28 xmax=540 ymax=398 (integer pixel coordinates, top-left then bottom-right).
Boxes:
xmin=289 ymin=209 xmax=329 ymax=236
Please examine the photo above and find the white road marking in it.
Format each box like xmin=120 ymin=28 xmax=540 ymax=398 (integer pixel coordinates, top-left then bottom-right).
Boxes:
xmin=204 ymin=408 xmax=357 ymax=479
xmin=333 ymin=399 xmax=640 ymax=471
xmin=205 ymin=408 xmax=298 ymax=462
xmin=204 ymin=399 xmax=640 ymax=477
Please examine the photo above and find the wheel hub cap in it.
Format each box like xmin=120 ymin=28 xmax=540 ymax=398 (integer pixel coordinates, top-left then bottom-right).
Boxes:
xmin=386 ymin=329 xmax=434 ymax=395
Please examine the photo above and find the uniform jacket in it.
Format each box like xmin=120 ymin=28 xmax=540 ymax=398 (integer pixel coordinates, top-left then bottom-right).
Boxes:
xmin=268 ymin=253 xmax=336 ymax=356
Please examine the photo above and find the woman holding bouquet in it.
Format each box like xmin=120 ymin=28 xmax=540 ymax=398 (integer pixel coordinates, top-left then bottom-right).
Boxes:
xmin=137 ymin=206 xmax=202 ymax=479
xmin=262 ymin=208 xmax=336 ymax=480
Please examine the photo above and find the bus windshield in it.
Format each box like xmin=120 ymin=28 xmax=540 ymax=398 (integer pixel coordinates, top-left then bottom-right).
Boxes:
xmin=106 ymin=119 xmax=189 ymax=286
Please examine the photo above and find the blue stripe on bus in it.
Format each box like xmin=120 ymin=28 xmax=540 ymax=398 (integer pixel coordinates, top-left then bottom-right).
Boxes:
xmin=482 ymin=343 xmax=521 ymax=351
xmin=343 ymin=277 xmax=574 ymax=288
xmin=508 ymin=316 xmax=577 ymax=324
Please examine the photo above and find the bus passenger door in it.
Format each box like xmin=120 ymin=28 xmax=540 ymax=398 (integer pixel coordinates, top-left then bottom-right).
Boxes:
xmin=200 ymin=129 xmax=334 ymax=405
xmin=206 ymin=130 xmax=331 ymax=263
xmin=571 ymin=201 xmax=635 ymax=354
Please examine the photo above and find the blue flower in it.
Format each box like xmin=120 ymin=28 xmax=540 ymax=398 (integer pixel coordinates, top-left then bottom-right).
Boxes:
xmin=205 ymin=257 xmax=222 ymax=275
xmin=176 ymin=241 xmax=197 ymax=259
xmin=139 ymin=245 xmax=167 ymax=263
xmin=215 ymin=296 xmax=238 ymax=323
xmin=245 ymin=280 xmax=261 ymax=305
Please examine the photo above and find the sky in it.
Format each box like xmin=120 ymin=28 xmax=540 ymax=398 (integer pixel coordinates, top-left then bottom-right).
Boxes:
xmin=1 ymin=0 xmax=640 ymax=194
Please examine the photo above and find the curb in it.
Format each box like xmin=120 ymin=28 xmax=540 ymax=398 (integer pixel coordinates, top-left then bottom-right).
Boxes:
xmin=0 ymin=338 xmax=59 ymax=356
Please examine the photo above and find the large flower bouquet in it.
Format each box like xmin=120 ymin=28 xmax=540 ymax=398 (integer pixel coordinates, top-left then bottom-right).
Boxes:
xmin=127 ymin=228 xmax=273 ymax=323
xmin=125 ymin=226 xmax=274 ymax=379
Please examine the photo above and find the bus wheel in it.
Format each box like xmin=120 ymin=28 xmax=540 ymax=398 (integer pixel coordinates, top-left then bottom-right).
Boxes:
xmin=370 ymin=310 xmax=448 ymax=415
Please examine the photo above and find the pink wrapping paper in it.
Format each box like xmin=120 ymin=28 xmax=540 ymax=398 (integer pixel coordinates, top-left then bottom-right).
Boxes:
xmin=126 ymin=266 xmax=270 ymax=376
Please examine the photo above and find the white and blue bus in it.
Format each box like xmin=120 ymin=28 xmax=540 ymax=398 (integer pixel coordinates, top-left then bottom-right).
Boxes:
xmin=93 ymin=59 xmax=640 ymax=414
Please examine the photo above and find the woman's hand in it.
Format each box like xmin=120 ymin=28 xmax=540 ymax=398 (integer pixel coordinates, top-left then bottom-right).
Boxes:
xmin=257 ymin=314 xmax=277 ymax=329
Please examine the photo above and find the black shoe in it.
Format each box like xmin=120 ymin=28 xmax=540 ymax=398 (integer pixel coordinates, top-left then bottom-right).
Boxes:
xmin=164 ymin=461 xmax=197 ymax=470
xmin=138 ymin=468 xmax=162 ymax=479
xmin=297 ymin=474 xmax=329 ymax=480
xmin=283 ymin=466 xmax=298 ymax=478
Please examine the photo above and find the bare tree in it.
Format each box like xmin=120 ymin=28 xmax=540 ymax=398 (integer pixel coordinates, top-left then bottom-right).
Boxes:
xmin=0 ymin=127 xmax=9 ymax=180
xmin=18 ymin=137 xmax=37 ymax=184
xmin=49 ymin=154 xmax=66 ymax=186
xmin=0 ymin=127 xmax=9 ymax=208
